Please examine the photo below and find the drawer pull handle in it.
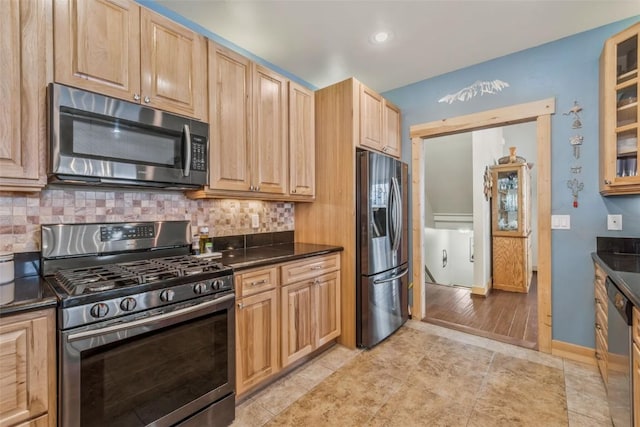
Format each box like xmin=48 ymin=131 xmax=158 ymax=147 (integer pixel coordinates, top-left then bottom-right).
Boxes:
xmin=310 ymin=265 xmax=323 ymax=270
xmin=250 ymin=279 xmax=266 ymax=286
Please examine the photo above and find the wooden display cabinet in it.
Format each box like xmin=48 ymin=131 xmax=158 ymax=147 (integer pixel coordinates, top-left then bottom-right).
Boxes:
xmin=600 ymin=22 xmax=640 ymax=195
xmin=491 ymin=163 xmax=532 ymax=293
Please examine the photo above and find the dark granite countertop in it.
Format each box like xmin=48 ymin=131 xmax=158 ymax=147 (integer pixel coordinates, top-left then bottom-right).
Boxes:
xmin=0 ymin=253 xmax=57 ymax=316
xmin=592 ymin=237 xmax=640 ymax=307
xmin=221 ymin=242 xmax=343 ymax=271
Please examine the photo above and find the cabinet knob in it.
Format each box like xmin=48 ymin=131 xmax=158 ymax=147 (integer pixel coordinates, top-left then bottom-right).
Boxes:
xmin=249 ymin=185 xmax=254 ymax=191
xmin=133 ymin=93 xmax=141 ymax=101
xmin=291 ymin=188 xmax=296 ymax=193
xmin=604 ymin=179 xmax=612 ymax=185
xmin=595 ymin=322 xmax=601 ymax=331
xmin=237 ymin=302 xmax=244 ymax=309
xmin=595 ymin=352 xmax=602 ymax=361
xmin=255 ymin=186 xmax=260 ymax=192
xmin=144 ymin=96 xmax=151 ymax=103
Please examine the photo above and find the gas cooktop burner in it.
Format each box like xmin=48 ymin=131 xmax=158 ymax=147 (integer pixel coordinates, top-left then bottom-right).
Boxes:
xmin=54 ymin=255 xmax=229 ymax=296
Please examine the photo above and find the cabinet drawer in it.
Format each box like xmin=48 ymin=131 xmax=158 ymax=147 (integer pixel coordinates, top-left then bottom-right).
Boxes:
xmin=235 ymin=267 xmax=278 ymax=298
xmin=281 ymin=254 xmax=340 ymax=285
xmin=633 ymin=306 xmax=640 ymax=346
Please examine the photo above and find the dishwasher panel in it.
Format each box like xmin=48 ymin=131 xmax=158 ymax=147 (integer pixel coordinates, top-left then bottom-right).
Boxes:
xmin=606 ymin=277 xmax=632 ymax=427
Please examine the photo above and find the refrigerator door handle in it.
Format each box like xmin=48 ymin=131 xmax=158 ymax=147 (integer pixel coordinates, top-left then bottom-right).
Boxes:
xmin=373 ymin=267 xmax=409 ymax=285
xmin=387 ymin=178 xmax=396 ymax=251
xmin=391 ymin=177 xmax=402 ymax=253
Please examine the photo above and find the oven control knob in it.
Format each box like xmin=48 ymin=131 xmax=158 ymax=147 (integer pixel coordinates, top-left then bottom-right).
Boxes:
xmin=120 ymin=297 xmax=137 ymax=312
xmin=160 ymin=289 xmax=175 ymax=302
xmin=213 ymin=279 xmax=224 ymax=290
xmin=90 ymin=303 xmax=109 ymax=318
xmin=193 ymin=282 xmax=207 ymax=295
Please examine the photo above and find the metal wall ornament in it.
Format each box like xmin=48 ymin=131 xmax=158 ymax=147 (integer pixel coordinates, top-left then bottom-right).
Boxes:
xmin=564 ymin=100 xmax=584 ymax=208
xmin=563 ymin=101 xmax=583 ymax=129
xmin=438 ymin=80 xmax=510 ymax=104
xmin=567 ymin=178 xmax=584 ymax=208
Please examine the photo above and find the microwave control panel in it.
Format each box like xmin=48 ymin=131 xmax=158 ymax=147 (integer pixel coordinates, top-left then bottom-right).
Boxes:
xmin=191 ymin=135 xmax=207 ymax=172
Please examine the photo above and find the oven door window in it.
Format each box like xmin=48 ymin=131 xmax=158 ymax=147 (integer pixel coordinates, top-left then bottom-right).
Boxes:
xmin=79 ymin=311 xmax=228 ymax=427
xmin=59 ymin=108 xmax=183 ymax=168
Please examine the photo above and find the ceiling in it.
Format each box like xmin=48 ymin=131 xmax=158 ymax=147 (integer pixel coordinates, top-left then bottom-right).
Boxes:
xmin=156 ymin=1 xmax=640 ymax=93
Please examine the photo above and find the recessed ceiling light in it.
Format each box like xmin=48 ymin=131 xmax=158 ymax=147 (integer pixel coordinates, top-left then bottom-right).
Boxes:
xmin=371 ymin=31 xmax=392 ymax=44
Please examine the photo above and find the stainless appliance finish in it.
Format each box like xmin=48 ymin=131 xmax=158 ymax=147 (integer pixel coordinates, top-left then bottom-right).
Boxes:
xmin=356 ymin=150 xmax=409 ymax=348
xmin=49 ymin=83 xmax=209 ymax=189
xmin=42 ymin=221 xmax=235 ymax=427
xmin=606 ymin=276 xmax=633 ymax=427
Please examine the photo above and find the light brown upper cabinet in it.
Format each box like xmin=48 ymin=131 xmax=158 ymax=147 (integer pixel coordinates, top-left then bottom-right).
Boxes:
xmin=252 ymin=64 xmax=289 ymax=195
xmin=192 ymin=42 xmax=314 ymax=201
xmin=289 ymin=82 xmax=316 ymax=198
xmin=0 ymin=0 xmax=50 ymax=192
xmin=358 ymin=82 xmax=402 ymax=158
xmin=54 ymin=0 xmax=207 ymax=120
xmin=599 ymin=21 xmax=640 ymax=195
xmin=384 ymin=100 xmax=402 ymax=157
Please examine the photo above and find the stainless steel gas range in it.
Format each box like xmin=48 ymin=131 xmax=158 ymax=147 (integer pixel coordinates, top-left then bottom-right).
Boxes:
xmin=41 ymin=221 xmax=235 ymax=427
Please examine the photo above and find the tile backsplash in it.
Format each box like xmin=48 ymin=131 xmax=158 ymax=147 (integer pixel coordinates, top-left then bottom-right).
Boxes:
xmin=0 ymin=189 xmax=294 ymax=253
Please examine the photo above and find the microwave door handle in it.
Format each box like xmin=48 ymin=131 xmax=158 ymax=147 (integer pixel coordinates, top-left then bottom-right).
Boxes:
xmin=182 ymin=124 xmax=191 ymax=177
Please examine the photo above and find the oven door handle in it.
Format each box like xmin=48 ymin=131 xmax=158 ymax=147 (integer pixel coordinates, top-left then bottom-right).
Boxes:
xmin=67 ymin=294 xmax=234 ymax=342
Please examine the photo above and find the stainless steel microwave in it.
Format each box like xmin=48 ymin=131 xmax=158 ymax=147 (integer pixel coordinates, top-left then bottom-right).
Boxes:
xmin=48 ymin=83 xmax=209 ymax=189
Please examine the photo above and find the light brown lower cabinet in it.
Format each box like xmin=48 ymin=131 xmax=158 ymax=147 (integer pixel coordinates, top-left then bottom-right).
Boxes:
xmin=633 ymin=342 xmax=640 ymax=427
xmin=0 ymin=308 xmax=56 ymax=427
xmin=235 ymin=267 xmax=280 ymax=396
xmin=594 ymin=262 xmax=608 ymax=384
xmin=234 ymin=253 xmax=341 ymax=397
xmin=281 ymin=255 xmax=341 ymax=368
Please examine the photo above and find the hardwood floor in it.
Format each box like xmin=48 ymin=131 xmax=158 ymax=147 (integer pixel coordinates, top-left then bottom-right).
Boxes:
xmin=424 ymin=272 xmax=538 ymax=349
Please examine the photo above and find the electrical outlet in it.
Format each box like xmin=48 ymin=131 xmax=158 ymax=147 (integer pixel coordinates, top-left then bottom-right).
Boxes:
xmin=250 ymin=213 xmax=260 ymax=229
xmin=607 ymin=214 xmax=622 ymax=231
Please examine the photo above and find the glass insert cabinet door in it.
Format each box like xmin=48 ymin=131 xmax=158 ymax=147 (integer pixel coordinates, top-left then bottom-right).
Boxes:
xmin=496 ymin=170 xmax=519 ymax=231
xmin=614 ymin=33 xmax=638 ymax=179
xmin=600 ymin=21 xmax=640 ymax=195
xmin=491 ymin=163 xmax=530 ymax=236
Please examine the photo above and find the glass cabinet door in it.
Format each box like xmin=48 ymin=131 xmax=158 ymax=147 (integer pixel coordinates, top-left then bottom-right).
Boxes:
xmin=615 ymin=34 xmax=638 ymax=179
xmin=496 ymin=170 xmax=519 ymax=232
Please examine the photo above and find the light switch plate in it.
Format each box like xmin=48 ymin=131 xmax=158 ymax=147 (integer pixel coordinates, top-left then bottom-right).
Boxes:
xmin=551 ymin=215 xmax=570 ymax=230
xmin=607 ymin=214 xmax=622 ymax=231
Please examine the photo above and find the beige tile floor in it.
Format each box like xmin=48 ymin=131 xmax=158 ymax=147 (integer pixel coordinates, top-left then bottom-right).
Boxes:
xmin=232 ymin=320 xmax=611 ymax=427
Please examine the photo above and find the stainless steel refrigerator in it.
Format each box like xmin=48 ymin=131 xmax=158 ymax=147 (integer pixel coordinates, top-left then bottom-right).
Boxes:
xmin=356 ymin=149 xmax=409 ymax=348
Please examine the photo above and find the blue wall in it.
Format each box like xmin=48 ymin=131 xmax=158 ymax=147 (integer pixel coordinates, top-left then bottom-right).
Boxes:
xmin=383 ymin=17 xmax=640 ymax=348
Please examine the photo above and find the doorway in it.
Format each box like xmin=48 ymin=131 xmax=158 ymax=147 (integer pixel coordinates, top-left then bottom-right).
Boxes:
xmin=410 ymin=98 xmax=555 ymax=353
xmin=422 ymin=123 xmax=539 ymax=349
